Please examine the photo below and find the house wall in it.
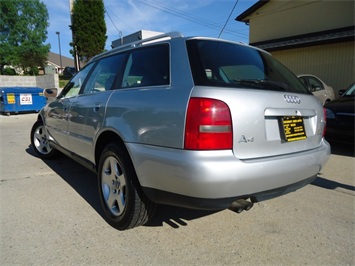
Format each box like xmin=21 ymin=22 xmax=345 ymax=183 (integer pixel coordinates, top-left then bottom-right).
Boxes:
xmin=249 ymin=1 xmax=354 ymax=43
xmin=272 ymin=41 xmax=354 ymax=93
xmin=0 ymin=74 xmax=59 ymax=89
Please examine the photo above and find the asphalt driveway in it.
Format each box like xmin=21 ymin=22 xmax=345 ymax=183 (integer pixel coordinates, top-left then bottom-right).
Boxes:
xmin=1 ymin=113 xmax=354 ymax=265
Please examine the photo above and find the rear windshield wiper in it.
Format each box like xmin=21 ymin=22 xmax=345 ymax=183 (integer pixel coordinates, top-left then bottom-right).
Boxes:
xmin=233 ymin=79 xmax=289 ymax=91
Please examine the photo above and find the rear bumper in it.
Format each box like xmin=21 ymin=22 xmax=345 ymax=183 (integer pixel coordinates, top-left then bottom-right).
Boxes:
xmin=142 ymin=175 xmax=317 ymax=210
xmin=126 ymin=139 xmax=330 ymax=209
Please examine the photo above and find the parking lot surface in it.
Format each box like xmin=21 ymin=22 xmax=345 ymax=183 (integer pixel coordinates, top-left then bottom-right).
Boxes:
xmin=1 ymin=113 xmax=354 ymax=265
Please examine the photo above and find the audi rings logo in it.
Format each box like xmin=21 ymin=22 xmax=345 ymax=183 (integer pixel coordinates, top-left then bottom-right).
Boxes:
xmin=284 ymin=94 xmax=301 ymax=104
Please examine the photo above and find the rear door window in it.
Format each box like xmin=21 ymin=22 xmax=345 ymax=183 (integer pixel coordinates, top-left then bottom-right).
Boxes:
xmin=82 ymin=53 xmax=126 ymax=94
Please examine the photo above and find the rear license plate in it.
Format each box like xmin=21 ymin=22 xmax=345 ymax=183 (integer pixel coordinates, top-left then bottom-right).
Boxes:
xmin=281 ymin=116 xmax=307 ymax=142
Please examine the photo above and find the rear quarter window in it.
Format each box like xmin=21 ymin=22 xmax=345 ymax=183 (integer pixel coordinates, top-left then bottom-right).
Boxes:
xmin=121 ymin=44 xmax=170 ymax=88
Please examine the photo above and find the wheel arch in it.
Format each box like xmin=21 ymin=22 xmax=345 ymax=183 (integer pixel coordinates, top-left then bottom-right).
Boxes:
xmin=35 ymin=113 xmax=44 ymax=122
xmin=94 ymin=130 xmax=127 ymax=170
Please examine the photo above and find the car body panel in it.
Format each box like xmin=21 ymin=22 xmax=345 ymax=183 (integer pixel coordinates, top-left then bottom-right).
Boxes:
xmin=68 ymin=91 xmax=114 ymax=162
xmin=324 ymin=83 xmax=355 ymax=144
xmin=103 ymin=87 xmax=187 ymax=148
xmin=44 ymin=97 xmax=72 ymax=151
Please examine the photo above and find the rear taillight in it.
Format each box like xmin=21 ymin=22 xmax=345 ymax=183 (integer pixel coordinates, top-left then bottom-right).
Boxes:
xmin=184 ymin=97 xmax=232 ymax=150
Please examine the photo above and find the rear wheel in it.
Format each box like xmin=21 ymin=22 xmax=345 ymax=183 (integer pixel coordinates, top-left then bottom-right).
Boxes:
xmin=98 ymin=143 xmax=156 ymax=230
xmin=30 ymin=120 xmax=58 ymax=159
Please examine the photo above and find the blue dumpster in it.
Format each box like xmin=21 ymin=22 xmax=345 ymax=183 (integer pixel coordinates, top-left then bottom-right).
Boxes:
xmin=0 ymin=87 xmax=47 ymax=114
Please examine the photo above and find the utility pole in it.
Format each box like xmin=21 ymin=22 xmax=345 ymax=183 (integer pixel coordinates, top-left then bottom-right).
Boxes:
xmin=55 ymin=31 xmax=63 ymax=73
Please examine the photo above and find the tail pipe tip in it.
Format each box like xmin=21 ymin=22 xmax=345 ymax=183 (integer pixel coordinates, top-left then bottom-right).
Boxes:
xmin=228 ymin=198 xmax=254 ymax=213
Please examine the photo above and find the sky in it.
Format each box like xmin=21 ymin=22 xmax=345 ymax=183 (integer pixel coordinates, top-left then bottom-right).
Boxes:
xmin=42 ymin=0 xmax=258 ymax=60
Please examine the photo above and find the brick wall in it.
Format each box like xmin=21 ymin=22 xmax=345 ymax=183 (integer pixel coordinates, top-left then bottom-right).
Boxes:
xmin=0 ymin=74 xmax=59 ymax=89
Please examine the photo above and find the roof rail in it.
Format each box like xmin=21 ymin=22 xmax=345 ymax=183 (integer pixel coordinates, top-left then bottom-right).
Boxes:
xmin=119 ymin=31 xmax=183 ymax=49
xmin=90 ymin=32 xmax=184 ymax=62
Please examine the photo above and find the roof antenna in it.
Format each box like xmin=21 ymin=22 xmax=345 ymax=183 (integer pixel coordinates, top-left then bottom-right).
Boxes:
xmin=218 ymin=0 xmax=239 ymax=38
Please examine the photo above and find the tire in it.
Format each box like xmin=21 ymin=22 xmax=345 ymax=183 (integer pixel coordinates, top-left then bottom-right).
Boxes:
xmin=30 ymin=120 xmax=58 ymax=159
xmin=98 ymin=143 xmax=156 ymax=230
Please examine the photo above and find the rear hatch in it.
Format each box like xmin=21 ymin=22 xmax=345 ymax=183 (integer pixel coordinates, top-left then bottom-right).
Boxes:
xmin=186 ymin=38 xmax=326 ymax=159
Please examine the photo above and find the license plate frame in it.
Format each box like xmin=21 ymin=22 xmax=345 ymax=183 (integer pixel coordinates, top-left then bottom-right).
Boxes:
xmin=280 ymin=116 xmax=307 ymax=142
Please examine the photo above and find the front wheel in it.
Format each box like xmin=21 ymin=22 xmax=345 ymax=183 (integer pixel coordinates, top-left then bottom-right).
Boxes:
xmin=30 ymin=120 xmax=58 ymax=159
xmin=98 ymin=143 xmax=156 ymax=230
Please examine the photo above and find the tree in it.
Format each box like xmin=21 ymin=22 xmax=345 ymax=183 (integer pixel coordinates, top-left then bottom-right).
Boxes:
xmin=0 ymin=0 xmax=50 ymax=75
xmin=70 ymin=0 xmax=107 ymax=64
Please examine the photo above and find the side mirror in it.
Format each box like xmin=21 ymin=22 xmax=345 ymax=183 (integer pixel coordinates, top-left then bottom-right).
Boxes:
xmin=43 ymin=88 xmax=58 ymax=98
xmin=338 ymin=90 xmax=345 ymax=96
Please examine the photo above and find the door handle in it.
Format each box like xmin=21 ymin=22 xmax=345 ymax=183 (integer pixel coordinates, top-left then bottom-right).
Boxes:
xmin=94 ymin=103 xmax=101 ymax=112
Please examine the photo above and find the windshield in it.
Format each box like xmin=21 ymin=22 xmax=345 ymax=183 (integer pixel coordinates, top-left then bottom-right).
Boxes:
xmin=343 ymin=83 xmax=355 ymax=96
xmin=186 ymin=39 xmax=311 ymax=94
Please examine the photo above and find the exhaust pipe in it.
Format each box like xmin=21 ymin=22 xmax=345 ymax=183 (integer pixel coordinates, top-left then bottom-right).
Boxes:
xmin=228 ymin=198 xmax=254 ymax=213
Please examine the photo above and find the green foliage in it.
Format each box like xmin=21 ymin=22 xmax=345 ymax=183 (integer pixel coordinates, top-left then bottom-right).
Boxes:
xmin=0 ymin=0 xmax=50 ymax=75
xmin=24 ymin=66 xmax=39 ymax=76
xmin=3 ymin=67 xmax=16 ymax=75
xmin=70 ymin=0 xmax=107 ymax=63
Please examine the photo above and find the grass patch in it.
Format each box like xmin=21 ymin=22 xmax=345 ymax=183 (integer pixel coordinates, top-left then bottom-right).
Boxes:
xmin=59 ymin=75 xmax=71 ymax=88
xmin=59 ymin=79 xmax=69 ymax=88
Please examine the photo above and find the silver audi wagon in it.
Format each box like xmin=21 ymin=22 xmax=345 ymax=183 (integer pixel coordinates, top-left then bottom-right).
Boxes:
xmin=31 ymin=32 xmax=330 ymax=230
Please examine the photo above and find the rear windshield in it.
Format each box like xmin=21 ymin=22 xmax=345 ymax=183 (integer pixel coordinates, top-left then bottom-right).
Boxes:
xmin=186 ymin=39 xmax=311 ymax=94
